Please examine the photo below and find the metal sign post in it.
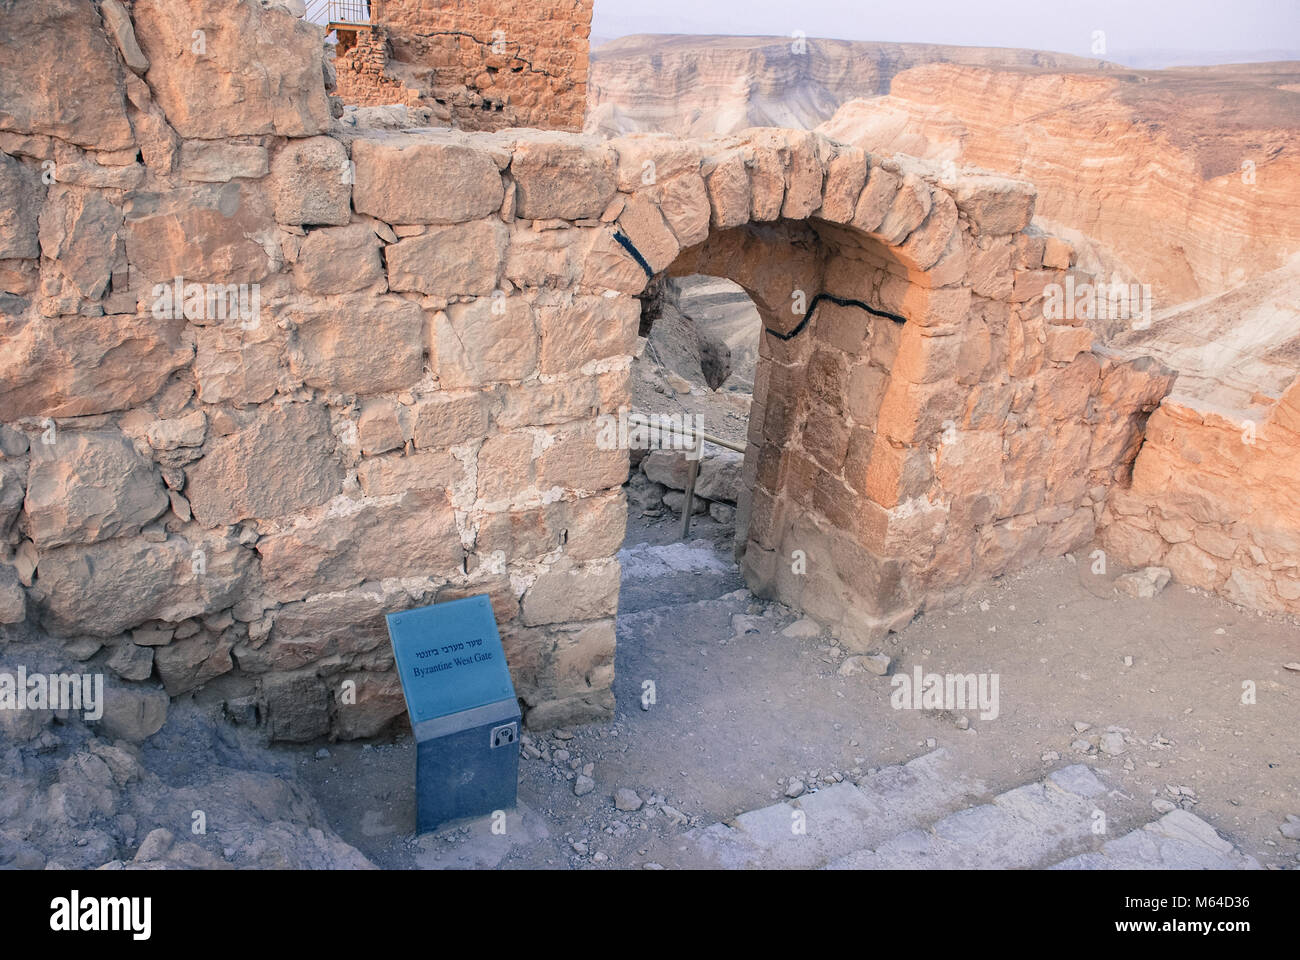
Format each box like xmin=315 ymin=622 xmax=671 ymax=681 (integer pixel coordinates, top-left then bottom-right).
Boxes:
xmin=386 ymin=595 xmax=521 ymax=834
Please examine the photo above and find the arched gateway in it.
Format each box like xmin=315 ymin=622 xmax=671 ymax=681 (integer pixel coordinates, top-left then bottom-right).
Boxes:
xmin=0 ymin=1 xmax=1174 ymax=738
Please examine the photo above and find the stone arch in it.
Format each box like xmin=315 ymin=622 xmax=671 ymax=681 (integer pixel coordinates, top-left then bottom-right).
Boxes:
xmin=604 ymin=128 xmax=1166 ymax=650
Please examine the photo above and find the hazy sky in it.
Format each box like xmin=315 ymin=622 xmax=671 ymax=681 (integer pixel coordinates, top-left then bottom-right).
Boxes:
xmin=591 ymin=0 xmax=1300 ymax=58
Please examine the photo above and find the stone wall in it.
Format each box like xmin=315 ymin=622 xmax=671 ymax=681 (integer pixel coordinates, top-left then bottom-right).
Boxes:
xmin=333 ymin=27 xmax=421 ymax=108
xmin=0 ymin=0 xmax=1180 ymax=742
xmin=1099 ymin=383 xmax=1300 ymax=614
xmin=0 ymin=0 xmax=630 ymax=738
xmin=373 ymin=0 xmax=592 ymax=131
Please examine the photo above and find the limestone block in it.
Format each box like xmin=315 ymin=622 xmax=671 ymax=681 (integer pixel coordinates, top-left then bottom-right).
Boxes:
xmin=704 ymin=149 xmax=752 ymax=230
xmin=386 ymin=219 xmax=507 ymax=296
xmin=133 ymin=0 xmax=331 ymax=139
xmin=24 ymin=429 xmax=168 ymax=549
xmin=536 ymin=294 xmax=639 ymax=374
xmin=820 ymin=146 xmax=868 ymax=224
xmin=294 ymin=222 xmax=384 ymax=295
xmin=31 ymin=528 xmax=254 ymax=636
xmin=476 ymin=431 xmax=536 ymax=503
xmin=852 ymin=164 xmax=901 ymax=234
xmin=521 ymin=558 xmax=620 ymax=626
xmin=125 ymin=181 xmax=275 ymax=284
xmin=653 ymin=171 xmax=711 ymax=248
xmin=179 ymin=141 xmax=268 ymax=182
xmin=186 ymin=403 xmax=342 ymax=527
xmin=0 ymin=0 xmax=136 ymax=150
xmin=262 ymin=672 xmax=330 ymax=743
xmin=615 ymin=195 xmax=679 ymax=273
xmin=510 ymin=134 xmax=616 ymax=220
xmin=610 ymin=134 xmax=701 ymax=192
xmin=154 ymin=630 xmax=234 ymax=695
xmin=433 ymin=298 xmax=537 ymax=388
xmin=536 ymin=421 xmax=629 ymax=492
xmin=333 ymin=671 xmax=405 ymax=740
xmin=287 ymin=295 xmax=425 ymax=395
xmin=954 ymin=174 xmax=1036 ymax=236
xmin=352 ymin=132 xmax=505 ymax=224
xmin=412 ymin=393 xmax=489 ymax=449
xmin=257 ymin=488 xmax=462 ymax=603
xmin=875 ymin=172 xmax=932 ymax=245
xmin=357 ymin=449 xmax=460 ymax=498
xmin=0 ymin=151 xmax=42 ymax=260
xmin=39 ymin=184 xmax=123 ymax=299
xmin=0 ymin=310 xmax=190 ymax=419
xmin=266 ymin=136 xmax=351 ymax=226
xmin=194 ymin=322 xmax=286 ymax=406
xmin=357 ymin=400 xmax=403 ymax=456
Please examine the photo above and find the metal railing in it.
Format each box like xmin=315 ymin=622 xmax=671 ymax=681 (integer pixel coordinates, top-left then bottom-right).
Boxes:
xmin=624 ymin=413 xmax=747 ymax=539
xmin=305 ymin=1 xmax=373 ymax=26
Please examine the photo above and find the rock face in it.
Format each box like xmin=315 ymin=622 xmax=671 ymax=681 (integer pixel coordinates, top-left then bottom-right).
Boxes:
xmin=0 ymin=640 xmax=374 ymax=870
xmin=817 ymin=63 xmax=1300 ymax=303
xmin=587 ymin=35 xmax=1113 ymax=139
xmin=593 ymin=37 xmax=1300 ymax=305
xmin=1099 ymin=383 xmax=1300 ymax=615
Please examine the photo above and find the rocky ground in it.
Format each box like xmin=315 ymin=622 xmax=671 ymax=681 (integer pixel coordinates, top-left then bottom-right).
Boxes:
xmin=290 ymin=508 xmax=1300 ymax=869
xmin=0 ymin=640 xmax=373 ymax=869
xmin=4 ymin=503 xmax=1296 ymax=870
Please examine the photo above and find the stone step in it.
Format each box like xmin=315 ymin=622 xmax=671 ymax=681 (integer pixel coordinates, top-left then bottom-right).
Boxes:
xmin=1049 ymin=808 xmax=1262 ymax=870
xmin=825 ymin=763 xmax=1110 ymax=869
xmin=662 ymin=748 xmax=989 ymax=869
xmin=651 ymin=751 xmax=1262 ymax=870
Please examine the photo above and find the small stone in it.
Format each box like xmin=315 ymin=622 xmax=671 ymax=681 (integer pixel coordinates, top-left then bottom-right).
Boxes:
xmin=1152 ymin=799 xmax=1177 ymax=814
xmin=643 ymin=862 xmax=664 ymax=870
xmin=573 ymin=775 xmax=595 ymax=796
xmin=613 ymin=788 xmax=643 ymax=812
xmin=955 ymin=716 xmax=970 ymax=730
xmin=784 ymin=779 xmax=806 ymax=798
xmin=1099 ymin=732 xmax=1126 ymax=756
xmin=553 ymin=749 xmax=570 ymax=763
xmin=315 ymin=748 xmax=330 ymax=759
xmin=1071 ymin=738 xmax=1092 ymax=753
xmin=1073 ymin=721 xmax=1092 ymax=733
xmin=592 ymin=852 xmax=608 ymax=863
xmin=1284 ymin=663 xmax=1300 ymax=673
xmin=837 ymin=656 xmax=865 ymax=677
xmin=1278 ymin=817 xmax=1300 ymax=841
xmin=660 ymin=805 xmax=688 ymax=826
xmin=1041 ymin=751 xmax=1059 ymax=762
xmin=863 ymin=653 xmax=892 ymax=676
xmin=1115 ymin=566 xmax=1171 ymax=599
xmin=781 ymin=618 xmax=822 ymax=639
xmin=925 ymin=737 xmax=936 ymax=749
xmin=571 ymin=841 xmax=588 ymax=855
xmin=553 ymin=728 xmax=574 ymax=741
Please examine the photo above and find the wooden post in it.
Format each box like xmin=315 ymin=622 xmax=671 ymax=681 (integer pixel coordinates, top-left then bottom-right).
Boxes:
xmin=680 ymin=433 xmax=701 ymax=539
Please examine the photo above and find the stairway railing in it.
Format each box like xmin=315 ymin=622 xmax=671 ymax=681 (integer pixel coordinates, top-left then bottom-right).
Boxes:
xmin=304 ymin=1 xmax=373 ymax=26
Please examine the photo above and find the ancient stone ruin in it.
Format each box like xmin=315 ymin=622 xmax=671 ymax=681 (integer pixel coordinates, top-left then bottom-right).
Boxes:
xmin=327 ymin=0 xmax=593 ymax=130
xmin=1 ymin=0 xmax=1294 ymax=753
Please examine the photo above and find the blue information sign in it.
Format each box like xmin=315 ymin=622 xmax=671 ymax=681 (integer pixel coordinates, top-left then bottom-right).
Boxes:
xmin=386 ymin=595 xmax=515 ymax=724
